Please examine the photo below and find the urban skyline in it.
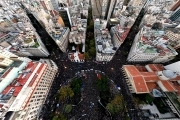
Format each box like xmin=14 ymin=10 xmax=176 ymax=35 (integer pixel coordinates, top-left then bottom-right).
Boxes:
xmin=0 ymin=0 xmax=180 ymax=119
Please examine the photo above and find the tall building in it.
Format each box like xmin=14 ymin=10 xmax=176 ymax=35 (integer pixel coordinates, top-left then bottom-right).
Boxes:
xmin=67 ymin=0 xmax=89 ymax=62
xmin=110 ymin=25 xmax=130 ymax=50
xmin=127 ymin=26 xmax=178 ymax=63
xmin=58 ymin=7 xmax=72 ymax=28
xmin=140 ymin=0 xmax=178 ymax=28
xmin=91 ymin=0 xmax=115 ymax=20
xmin=0 ymin=47 xmax=32 ymax=62
xmin=122 ymin=63 xmax=180 ymax=118
xmin=165 ymin=28 xmax=180 ymax=49
xmin=22 ymin=0 xmax=70 ymax=53
xmin=170 ymin=0 xmax=180 ymax=11
xmin=170 ymin=6 xmax=180 ymax=22
xmin=0 ymin=57 xmax=58 ymax=120
xmin=138 ymin=0 xmax=180 ymax=51
xmin=0 ymin=1 xmax=50 ymax=57
xmin=94 ymin=19 xmax=116 ymax=61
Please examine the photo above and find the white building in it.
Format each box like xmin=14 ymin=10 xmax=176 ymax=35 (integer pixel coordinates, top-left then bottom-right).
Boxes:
xmin=95 ymin=28 xmax=116 ymax=61
xmin=0 ymin=2 xmax=49 ymax=57
xmin=127 ymin=26 xmax=178 ymax=63
xmin=110 ymin=25 xmax=130 ymax=50
xmin=164 ymin=61 xmax=180 ymax=74
xmin=22 ymin=0 xmax=69 ymax=53
xmin=0 ymin=58 xmax=58 ymax=120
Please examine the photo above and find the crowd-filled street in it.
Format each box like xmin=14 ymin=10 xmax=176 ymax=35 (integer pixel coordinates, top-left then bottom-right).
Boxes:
xmin=27 ymin=10 xmax=149 ymax=120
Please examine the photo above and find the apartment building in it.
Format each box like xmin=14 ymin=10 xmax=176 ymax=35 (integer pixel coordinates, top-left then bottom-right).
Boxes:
xmin=94 ymin=19 xmax=116 ymax=61
xmin=140 ymin=0 xmax=178 ymax=28
xmin=122 ymin=63 xmax=180 ymax=118
xmin=0 ymin=46 xmax=32 ymax=62
xmin=170 ymin=6 xmax=180 ymax=22
xmin=0 ymin=58 xmax=58 ymax=120
xmin=165 ymin=28 xmax=180 ymax=49
xmin=67 ymin=0 xmax=89 ymax=62
xmin=0 ymin=2 xmax=49 ymax=57
xmin=22 ymin=0 xmax=70 ymax=53
xmin=127 ymin=26 xmax=178 ymax=63
xmin=110 ymin=25 xmax=130 ymax=50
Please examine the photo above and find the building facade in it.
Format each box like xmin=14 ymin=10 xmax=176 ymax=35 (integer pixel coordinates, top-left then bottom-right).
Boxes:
xmin=22 ymin=0 xmax=70 ymax=53
xmin=0 ymin=58 xmax=58 ymax=120
xmin=127 ymin=26 xmax=178 ymax=63
xmin=122 ymin=63 xmax=180 ymax=118
xmin=0 ymin=1 xmax=50 ymax=57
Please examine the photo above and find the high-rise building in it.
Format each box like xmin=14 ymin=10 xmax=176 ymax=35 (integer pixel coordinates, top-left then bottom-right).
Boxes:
xmin=91 ymin=0 xmax=115 ymax=20
xmin=170 ymin=0 xmax=180 ymax=11
xmin=0 ymin=57 xmax=58 ymax=120
xmin=127 ymin=26 xmax=178 ymax=63
xmin=170 ymin=6 xmax=180 ymax=22
xmin=165 ymin=28 xmax=180 ymax=49
xmin=110 ymin=25 xmax=130 ymax=50
xmin=0 ymin=47 xmax=32 ymax=62
xmin=58 ymin=7 xmax=72 ymax=28
xmin=0 ymin=1 xmax=50 ymax=57
xmin=22 ymin=0 xmax=70 ymax=53
xmin=67 ymin=0 xmax=89 ymax=62
xmin=94 ymin=19 xmax=116 ymax=61
xmin=140 ymin=0 xmax=178 ymax=29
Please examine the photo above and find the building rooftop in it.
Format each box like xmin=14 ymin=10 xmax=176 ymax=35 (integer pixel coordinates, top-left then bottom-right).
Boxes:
xmin=136 ymin=26 xmax=178 ymax=56
xmin=0 ymin=61 xmax=47 ymax=112
xmin=0 ymin=4 xmax=43 ymax=52
xmin=123 ymin=64 xmax=180 ymax=94
xmin=111 ymin=25 xmax=130 ymax=42
xmin=51 ymin=27 xmax=68 ymax=41
xmin=95 ymin=29 xmax=116 ymax=54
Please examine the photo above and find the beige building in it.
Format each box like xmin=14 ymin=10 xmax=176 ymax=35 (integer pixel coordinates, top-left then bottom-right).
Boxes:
xmin=166 ymin=29 xmax=180 ymax=49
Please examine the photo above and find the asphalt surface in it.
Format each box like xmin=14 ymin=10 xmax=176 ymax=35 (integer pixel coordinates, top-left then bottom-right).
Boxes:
xmin=27 ymin=10 xmax=150 ymax=120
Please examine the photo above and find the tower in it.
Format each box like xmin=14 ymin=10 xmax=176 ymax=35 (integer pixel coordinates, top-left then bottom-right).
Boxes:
xmin=169 ymin=6 xmax=180 ymax=22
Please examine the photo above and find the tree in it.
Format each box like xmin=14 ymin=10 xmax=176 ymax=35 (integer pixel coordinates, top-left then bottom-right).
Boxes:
xmin=145 ymin=94 xmax=154 ymax=104
xmin=89 ymin=47 xmax=96 ymax=57
xmin=52 ymin=115 xmax=59 ymax=120
xmin=84 ymin=52 xmax=90 ymax=60
xmin=58 ymin=113 xmax=67 ymax=120
xmin=106 ymin=95 xmax=124 ymax=115
xmin=96 ymin=75 xmax=108 ymax=92
xmin=106 ymin=103 xmax=114 ymax=114
xmin=59 ymin=86 xmax=74 ymax=101
xmin=87 ymin=20 xmax=94 ymax=32
xmin=71 ymin=78 xmax=82 ymax=95
xmin=89 ymin=40 xmax=95 ymax=47
xmin=64 ymin=104 xmax=72 ymax=113
xmin=52 ymin=113 xmax=67 ymax=120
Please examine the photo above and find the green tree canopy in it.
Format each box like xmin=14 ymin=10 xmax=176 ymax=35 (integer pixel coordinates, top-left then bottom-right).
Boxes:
xmin=84 ymin=52 xmax=90 ymax=60
xmin=106 ymin=95 xmax=124 ymax=115
xmin=96 ymin=75 xmax=109 ymax=92
xmin=89 ymin=40 xmax=95 ymax=47
xmin=52 ymin=115 xmax=59 ymax=120
xmin=64 ymin=104 xmax=72 ymax=113
xmin=59 ymin=86 xmax=74 ymax=101
xmin=71 ymin=78 xmax=83 ymax=95
xmin=52 ymin=113 xmax=67 ymax=120
xmin=89 ymin=47 xmax=96 ymax=57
